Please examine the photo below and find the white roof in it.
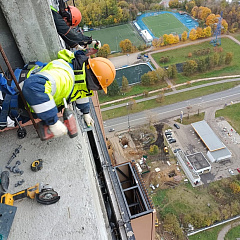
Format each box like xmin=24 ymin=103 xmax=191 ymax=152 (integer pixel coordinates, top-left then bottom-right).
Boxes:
xmin=191 ymin=120 xmax=226 ymax=151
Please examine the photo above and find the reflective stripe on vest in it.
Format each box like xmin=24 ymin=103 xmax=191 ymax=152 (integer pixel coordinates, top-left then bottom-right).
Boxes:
xmin=31 ymin=99 xmax=56 ymax=114
xmin=70 ymin=63 xmax=93 ymax=102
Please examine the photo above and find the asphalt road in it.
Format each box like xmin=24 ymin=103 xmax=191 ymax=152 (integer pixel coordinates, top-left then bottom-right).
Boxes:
xmin=103 ymin=85 xmax=240 ymax=133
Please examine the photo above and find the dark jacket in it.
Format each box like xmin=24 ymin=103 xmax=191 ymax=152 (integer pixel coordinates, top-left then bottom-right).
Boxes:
xmin=51 ymin=9 xmax=92 ymax=48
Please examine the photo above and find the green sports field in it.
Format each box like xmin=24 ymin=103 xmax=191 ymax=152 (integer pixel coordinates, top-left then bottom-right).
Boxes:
xmin=84 ymin=24 xmax=145 ymax=52
xmin=142 ymin=13 xmax=189 ymax=37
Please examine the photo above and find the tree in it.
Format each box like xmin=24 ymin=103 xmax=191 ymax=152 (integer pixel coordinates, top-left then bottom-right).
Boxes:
xmin=119 ymin=39 xmax=132 ymax=53
xmin=183 ymin=60 xmax=198 ymax=76
xmin=141 ymin=73 xmax=150 ymax=86
xmin=203 ymin=26 xmax=212 ymax=37
xmin=225 ymin=52 xmax=233 ymax=65
xmin=97 ymin=44 xmax=111 ymax=58
xmin=185 ymin=1 xmax=195 ymax=13
xmin=163 ymin=214 xmax=184 ymax=240
xmin=121 ymin=76 xmax=129 ymax=91
xmin=181 ymin=31 xmax=188 ymax=41
xmin=156 ymin=92 xmax=165 ymax=103
xmin=107 ymin=79 xmax=120 ymax=96
xmin=198 ymin=6 xmax=211 ymax=21
xmin=229 ymin=182 xmax=240 ymax=194
xmin=156 ymin=67 xmax=166 ymax=82
xmin=149 ymin=145 xmax=159 ymax=155
xmin=189 ymin=28 xmax=197 ymax=40
xmin=169 ymin=0 xmax=180 ymax=8
xmin=167 ymin=65 xmax=177 ymax=79
xmin=197 ymin=58 xmax=207 ymax=72
xmin=196 ymin=27 xmax=205 ymax=39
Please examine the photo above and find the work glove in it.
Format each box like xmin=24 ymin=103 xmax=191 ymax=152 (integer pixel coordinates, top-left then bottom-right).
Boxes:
xmin=49 ymin=120 xmax=68 ymax=138
xmin=75 ymin=44 xmax=86 ymax=51
xmin=92 ymin=40 xmax=101 ymax=49
xmin=83 ymin=113 xmax=94 ymax=127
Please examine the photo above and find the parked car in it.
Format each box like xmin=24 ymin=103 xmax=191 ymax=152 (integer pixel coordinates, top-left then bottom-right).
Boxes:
xmin=165 ymin=132 xmax=172 ymax=136
xmin=108 ymin=128 xmax=115 ymax=132
xmin=228 ymin=169 xmax=234 ymax=175
xmin=237 ymin=168 xmax=240 ymax=173
xmin=166 ymin=135 xmax=172 ymax=139
xmin=174 ymin=123 xmax=180 ymax=129
xmin=169 ymin=139 xmax=176 ymax=144
xmin=165 ymin=129 xmax=172 ymax=133
xmin=174 ymin=148 xmax=181 ymax=153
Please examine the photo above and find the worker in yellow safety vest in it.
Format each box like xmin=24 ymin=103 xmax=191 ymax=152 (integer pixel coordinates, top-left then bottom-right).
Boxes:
xmin=18 ymin=49 xmax=115 ymax=137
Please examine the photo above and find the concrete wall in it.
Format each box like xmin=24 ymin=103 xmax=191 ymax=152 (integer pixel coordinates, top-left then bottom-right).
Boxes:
xmin=0 ymin=0 xmax=61 ymax=65
xmin=0 ymin=6 xmax=23 ymax=71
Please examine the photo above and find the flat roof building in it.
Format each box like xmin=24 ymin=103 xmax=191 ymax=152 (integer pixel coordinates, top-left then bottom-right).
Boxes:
xmin=191 ymin=120 xmax=232 ymax=162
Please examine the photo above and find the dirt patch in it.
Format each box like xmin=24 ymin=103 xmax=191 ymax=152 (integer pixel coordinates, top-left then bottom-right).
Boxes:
xmin=108 ymin=123 xmax=183 ymax=189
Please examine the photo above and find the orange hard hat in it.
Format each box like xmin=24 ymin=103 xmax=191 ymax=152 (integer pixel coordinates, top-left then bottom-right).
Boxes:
xmin=68 ymin=6 xmax=82 ymax=27
xmin=88 ymin=57 xmax=116 ymax=94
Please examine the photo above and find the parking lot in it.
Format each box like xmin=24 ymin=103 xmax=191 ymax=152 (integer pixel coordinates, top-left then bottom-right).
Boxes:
xmin=165 ymin=118 xmax=240 ymax=185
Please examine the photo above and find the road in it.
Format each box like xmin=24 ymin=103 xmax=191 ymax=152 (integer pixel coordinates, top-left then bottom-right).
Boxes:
xmin=103 ymin=85 xmax=240 ymax=133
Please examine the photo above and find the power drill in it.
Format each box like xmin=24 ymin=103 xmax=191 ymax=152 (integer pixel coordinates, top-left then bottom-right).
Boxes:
xmin=37 ymin=98 xmax=78 ymax=141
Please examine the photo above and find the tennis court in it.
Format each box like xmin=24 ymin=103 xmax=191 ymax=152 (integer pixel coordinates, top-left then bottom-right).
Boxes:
xmin=142 ymin=13 xmax=189 ymax=37
xmin=84 ymin=24 xmax=145 ymax=52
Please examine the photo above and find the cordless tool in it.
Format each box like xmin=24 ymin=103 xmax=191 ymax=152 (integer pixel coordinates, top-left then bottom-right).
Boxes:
xmin=37 ymin=98 xmax=78 ymax=141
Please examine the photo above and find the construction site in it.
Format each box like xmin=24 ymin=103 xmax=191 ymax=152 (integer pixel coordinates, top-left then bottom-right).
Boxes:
xmin=107 ymin=123 xmax=184 ymax=195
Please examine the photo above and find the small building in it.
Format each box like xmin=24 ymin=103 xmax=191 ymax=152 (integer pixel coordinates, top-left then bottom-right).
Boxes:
xmin=191 ymin=120 xmax=232 ymax=162
xmin=176 ymin=150 xmax=201 ymax=186
xmin=141 ymin=30 xmax=153 ymax=43
xmin=186 ymin=152 xmax=211 ymax=174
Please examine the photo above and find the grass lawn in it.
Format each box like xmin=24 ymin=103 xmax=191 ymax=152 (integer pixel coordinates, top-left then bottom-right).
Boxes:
xmin=225 ymin=224 xmax=240 ymax=240
xmin=215 ymin=102 xmax=240 ymax=133
xmin=142 ymin=13 xmax=188 ymax=37
xmin=98 ymin=82 xmax=169 ymax=104
xmin=232 ymin=32 xmax=240 ymax=42
xmin=176 ymin=112 xmax=205 ymax=125
xmin=84 ymin=24 xmax=145 ymax=52
xmin=101 ymin=81 xmax=240 ymax=120
xmin=151 ymin=37 xmax=240 ymax=84
xmin=188 ymin=224 xmax=226 ymax=240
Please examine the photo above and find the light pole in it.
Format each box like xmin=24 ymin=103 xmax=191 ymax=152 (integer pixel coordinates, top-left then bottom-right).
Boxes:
xmin=126 ymin=103 xmax=130 ymax=132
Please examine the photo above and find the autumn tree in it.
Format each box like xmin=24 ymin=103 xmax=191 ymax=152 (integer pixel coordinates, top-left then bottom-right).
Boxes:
xmin=149 ymin=145 xmax=159 ymax=155
xmin=119 ymin=39 xmax=132 ymax=53
xmin=229 ymin=182 xmax=240 ymax=194
xmin=203 ymin=26 xmax=212 ymax=37
xmin=225 ymin=52 xmax=233 ymax=65
xmin=189 ymin=28 xmax=197 ymax=40
xmin=97 ymin=44 xmax=111 ymax=58
xmin=196 ymin=27 xmax=205 ymax=39
xmin=156 ymin=67 xmax=166 ymax=82
xmin=185 ymin=1 xmax=195 ymax=13
xmin=121 ymin=76 xmax=129 ymax=91
xmin=181 ymin=31 xmax=188 ymax=41
xmin=183 ymin=60 xmax=198 ymax=76
xmin=169 ymin=0 xmax=180 ymax=8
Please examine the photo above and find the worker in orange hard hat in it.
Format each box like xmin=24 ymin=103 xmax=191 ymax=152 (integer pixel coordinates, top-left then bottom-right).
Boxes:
xmin=0 ymin=49 xmax=114 ymax=138
xmin=50 ymin=0 xmax=100 ymax=50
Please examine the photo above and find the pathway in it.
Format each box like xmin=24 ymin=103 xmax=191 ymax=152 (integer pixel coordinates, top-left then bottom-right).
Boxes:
xmin=217 ymin=221 xmax=240 ymax=240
